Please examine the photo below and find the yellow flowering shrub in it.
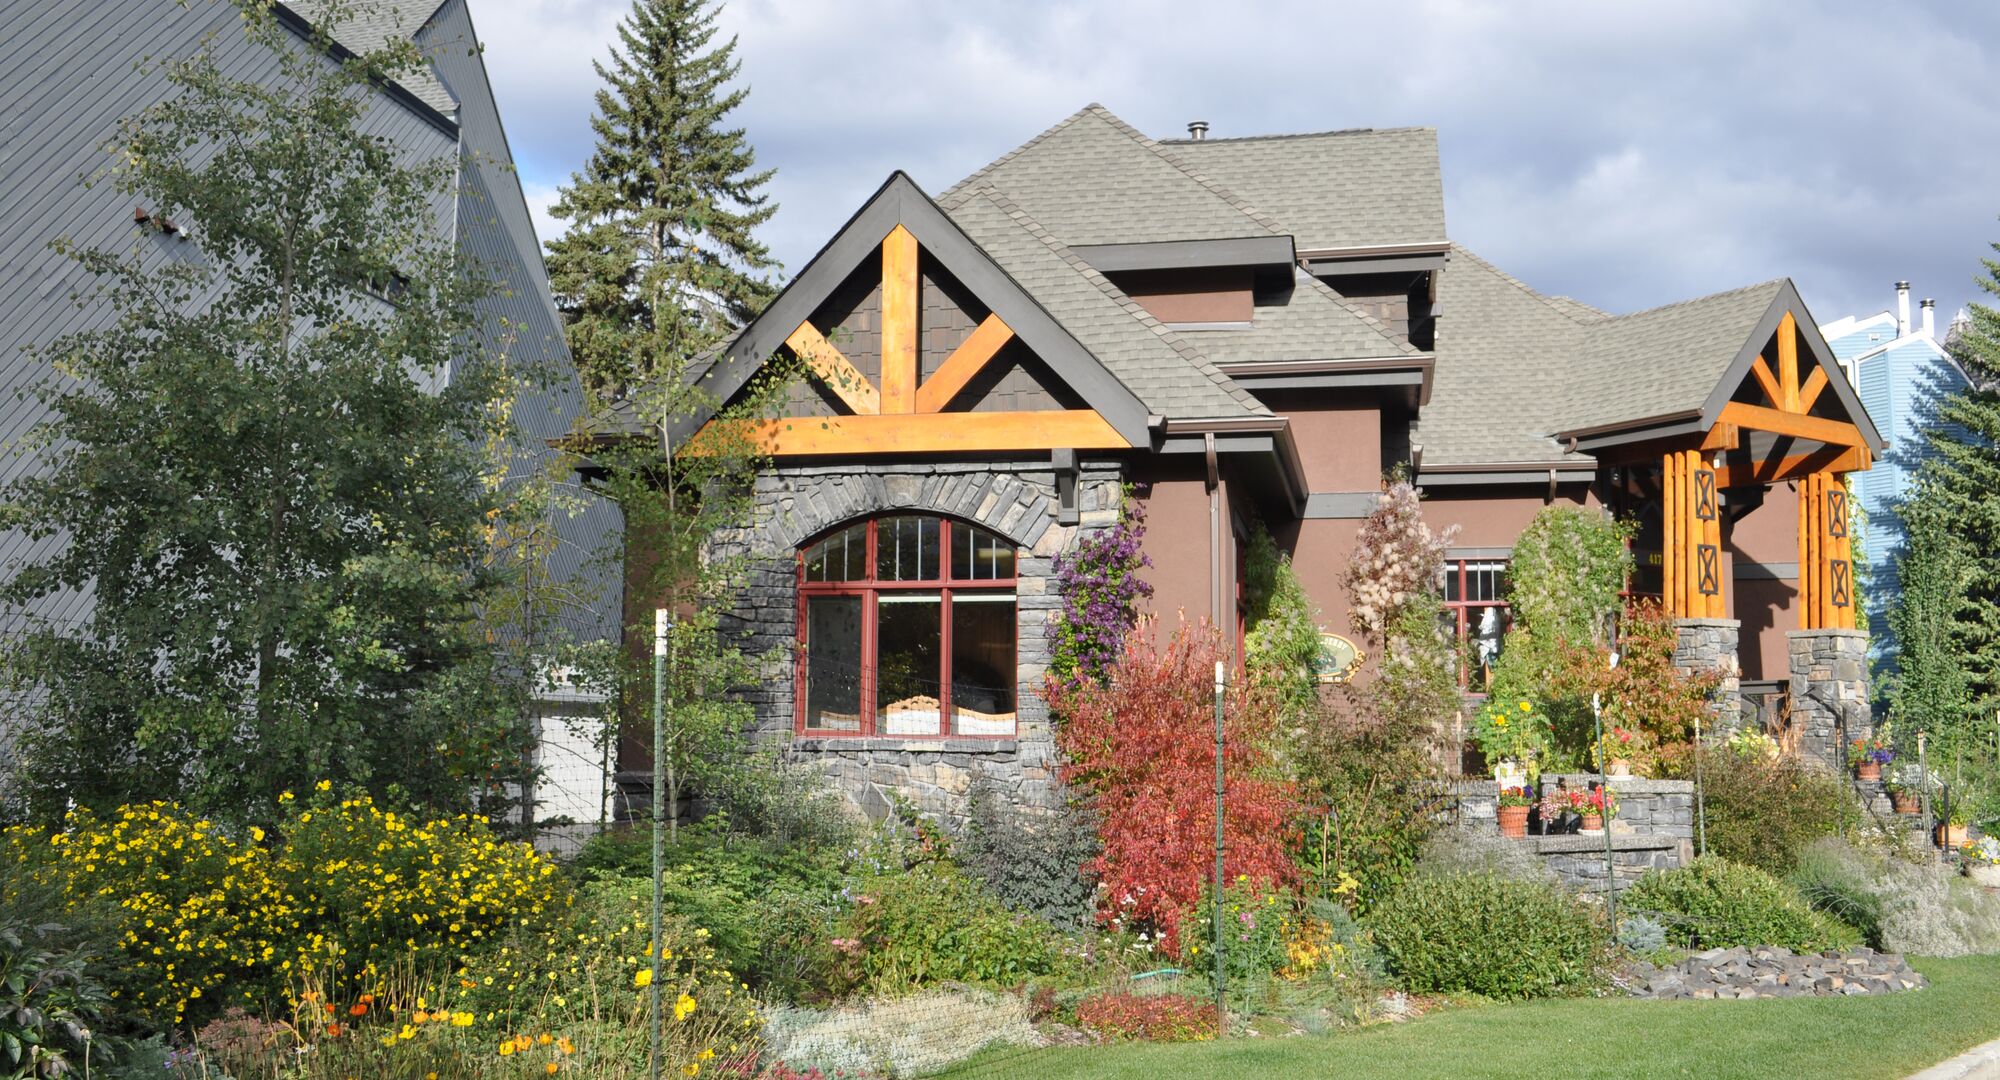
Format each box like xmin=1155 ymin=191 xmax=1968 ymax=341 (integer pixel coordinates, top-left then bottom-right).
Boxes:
xmin=0 ymin=789 xmax=566 ymax=1028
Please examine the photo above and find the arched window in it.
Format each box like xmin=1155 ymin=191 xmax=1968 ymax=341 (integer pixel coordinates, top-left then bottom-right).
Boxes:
xmin=797 ymin=514 xmax=1018 ymax=737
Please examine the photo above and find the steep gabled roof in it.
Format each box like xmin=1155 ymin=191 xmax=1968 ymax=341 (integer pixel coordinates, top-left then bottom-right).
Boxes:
xmin=1159 ymin=127 xmax=1447 ymax=251
xmin=939 ymin=105 xmax=1283 ymax=245
xmin=287 ymin=0 xmax=456 ymax=114
xmin=945 ymin=187 xmax=1269 ymax=421
xmin=1172 ymin=268 xmax=1420 ymax=365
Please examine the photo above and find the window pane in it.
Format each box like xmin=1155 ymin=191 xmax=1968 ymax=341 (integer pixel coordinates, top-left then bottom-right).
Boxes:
xmin=876 ymin=516 xmax=941 ymax=581
xmin=876 ymin=593 xmax=942 ymax=734
xmin=1466 ymin=561 xmax=1506 ymax=602
xmin=951 ymin=522 xmax=1016 ymax=580
xmin=804 ymin=596 xmax=863 ymax=731
xmin=804 ymin=523 xmax=867 ymax=582
xmin=951 ymin=595 xmax=1016 ymax=735
xmin=1443 ymin=565 xmax=1462 ymax=602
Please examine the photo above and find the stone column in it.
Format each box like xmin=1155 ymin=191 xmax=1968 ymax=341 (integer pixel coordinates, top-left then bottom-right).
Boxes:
xmin=1673 ymin=617 xmax=1742 ymax=734
xmin=1787 ymin=629 xmax=1871 ymax=770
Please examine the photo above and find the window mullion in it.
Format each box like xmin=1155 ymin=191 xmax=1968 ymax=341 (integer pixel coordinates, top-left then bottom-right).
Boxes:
xmin=940 ymin=587 xmax=953 ymax=736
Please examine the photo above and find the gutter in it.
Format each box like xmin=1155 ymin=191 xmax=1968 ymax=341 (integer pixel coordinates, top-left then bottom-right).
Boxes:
xmin=1294 ymin=241 xmax=1452 ymax=261
xmin=1215 ymin=355 xmax=1435 ymax=406
xmin=1163 ymin=416 xmax=1307 ymax=515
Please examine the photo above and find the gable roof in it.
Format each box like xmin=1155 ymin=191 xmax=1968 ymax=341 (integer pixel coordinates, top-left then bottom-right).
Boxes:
xmin=589 ymin=171 xmax=1184 ymax=444
xmin=940 ymin=105 xmax=1283 ymax=246
xmin=1160 ymin=127 xmax=1447 ymax=251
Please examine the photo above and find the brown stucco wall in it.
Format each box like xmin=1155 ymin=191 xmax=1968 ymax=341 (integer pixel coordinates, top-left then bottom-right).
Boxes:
xmin=1277 ymin=517 xmax=1362 ymax=638
xmin=1111 ymin=267 xmax=1254 ymax=324
xmin=1727 ymin=481 xmax=1802 ymax=682
xmin=1421 ymin=485 xmax=1597 ymax=548
xmin=1131 ymin=458 xmax=1246 ymax=647
xmin=1287 ymin=395 xmax=1385 ymax=492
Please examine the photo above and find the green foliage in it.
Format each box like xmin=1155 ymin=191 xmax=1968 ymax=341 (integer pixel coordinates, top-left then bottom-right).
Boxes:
xmin=1694 ymin=747 xmax=1859 ymax=875
xmin=1365 ymin=871 xmax=1609 ymax=999
xmin=1624 ymin=856 xmax=1862 ymax=952
xmin=957 ymin=785 xmax=1101 ymax=932
xmin=1504 ymin=508 xmax=1635 ymax=645
xmin=0 ymin=3 xmax=526 ymax=829
xmin=1183 ymin=879 xmax=1291 ymax=1007
xmin=545 ymin=0 xmax=779 ymax=401
xmin=1242 ymin=524 xmax=1323 ymax=722
xmin=1888 ymin=230 xmax=2000 ymax=747
xmin=832 ymin=865 xmax=1073 ymax=995
xmin=1787 ymin=836 xmax=2000 ymax=957
xmin=0 ymin=882 xmax=149 ymax=1079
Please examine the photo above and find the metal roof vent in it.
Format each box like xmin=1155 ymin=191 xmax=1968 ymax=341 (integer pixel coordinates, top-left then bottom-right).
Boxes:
xmin=1186 ymin=120 xmax=1209 ymax=140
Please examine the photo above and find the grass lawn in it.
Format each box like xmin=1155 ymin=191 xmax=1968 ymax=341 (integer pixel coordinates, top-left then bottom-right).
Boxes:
xmin=950 ymin=955 xmax=2000 ymax=1079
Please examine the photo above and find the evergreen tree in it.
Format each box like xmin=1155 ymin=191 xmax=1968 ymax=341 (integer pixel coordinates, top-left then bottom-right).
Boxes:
xmin=1890 ymin=231 xmax=2000 ymax=747
xmin=0 ymin=6 xmax=524 ymax=826
xmin=546 ymin=0 xmax=777 ymax=402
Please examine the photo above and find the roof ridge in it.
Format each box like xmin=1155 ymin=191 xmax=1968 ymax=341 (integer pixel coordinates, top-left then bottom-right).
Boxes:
xmin=1597 ymin=277 xmax=1789 ymax=324
xmin=1080 ymin=105 xmax=1288 ymax=237
xmin=965 ymin=183 xmax=1269 ymax=418
xmin=1449 ymin=244 xmax=1603 ymax=328
xmin=1290 ymin=269 xmax=1422 ymax=356
xmin=1160 ymin=125 xmax=1436 ymax=145
xmin=939 ymin=105 xmax=1102 ymax=207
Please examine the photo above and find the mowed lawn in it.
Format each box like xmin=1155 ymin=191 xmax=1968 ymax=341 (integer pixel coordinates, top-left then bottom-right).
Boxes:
xmin=952 ymin=955 xmax=2000 ymax=1080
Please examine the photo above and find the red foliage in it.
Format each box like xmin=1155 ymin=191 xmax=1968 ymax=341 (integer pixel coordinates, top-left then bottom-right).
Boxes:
xmin=1075 ymin=992 xmax=1220 ymax=1042
xmin=1047 ymin=622 xmax=1300 ymax=952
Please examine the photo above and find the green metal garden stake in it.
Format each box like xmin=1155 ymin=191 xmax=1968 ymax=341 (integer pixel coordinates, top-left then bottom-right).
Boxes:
xmin=650 ymin=606 xmax=667 ymax=1080
xmin=1213 ymin=659 xmax=1225 ymax=1029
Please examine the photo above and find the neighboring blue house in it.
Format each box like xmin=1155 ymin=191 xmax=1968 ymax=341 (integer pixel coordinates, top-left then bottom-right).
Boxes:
xmin=1819 ymin=283 xmax=1972 ymax=673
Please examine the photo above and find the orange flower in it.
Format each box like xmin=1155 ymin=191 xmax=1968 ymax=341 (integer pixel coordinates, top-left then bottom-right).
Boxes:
xmin=413 ymin=1010 xmax=430 ymax=1024
xmin=323 ymin=1003 xmax=337 ymax=1016
xmin=325 ymin=1023 xmax=344 ymax=1038
xmin=358 ymin=993 xmax=376 ymax=1005
xmin=538 ymin=1033 xmax=553 ymax=1046
xmin=348 ymin=1004 xmax=368 ymax=1017
xmin=545 ymin=1065 xmax=559 ymax=1076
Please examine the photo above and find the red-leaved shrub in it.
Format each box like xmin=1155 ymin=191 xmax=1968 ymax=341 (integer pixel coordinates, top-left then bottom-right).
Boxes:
xmin=1048 ymin=623 xmax=1299 ymax=952
xmin=1075 ymin=992 xmax=1219 ymax=1042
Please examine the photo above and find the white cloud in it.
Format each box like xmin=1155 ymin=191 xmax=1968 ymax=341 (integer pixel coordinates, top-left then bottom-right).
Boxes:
xmin=465 ymin=0 xmax=2000 ymax=322
xmin=520 ymin=179 xmax=566 ymax=255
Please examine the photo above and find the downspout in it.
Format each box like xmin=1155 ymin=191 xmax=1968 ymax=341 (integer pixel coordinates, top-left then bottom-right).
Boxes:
xmin=1205 ymin=433 xmax=1221 ymax=631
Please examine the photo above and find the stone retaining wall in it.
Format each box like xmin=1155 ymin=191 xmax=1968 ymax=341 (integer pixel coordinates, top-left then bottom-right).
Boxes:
xmin=1460 ymin=774 xmax=1696 ymax=893
xmin=1674 ymin=617 xmax=1743 ymax=733
xmin=1787 ymin=628 xmax=1872 ymax=770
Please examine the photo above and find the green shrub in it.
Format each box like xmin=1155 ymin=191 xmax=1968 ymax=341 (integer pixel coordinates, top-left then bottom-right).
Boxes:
xmin=1183 ymin=879 xmax=1291 ymax=1004
xmin=835 ymin=866 xmax=1072 ymax=995
xmin=1624 ymin=856 xmax=1861 ymax=952
xmin=957 ymin=785 xmax=1100 ymax=932
xmin=1789 ymin=840 xmax=1888 ymax=949
xmin=1365 ymin=871 xmax=1609 ymax=999
xmin=1075 ymin=992 xmax=1219 ymax=1042
xmin=1787 ymin=836 xmax=2000 ymax=957
xmin=1694 ymin=748 xmax=1859 ymax=874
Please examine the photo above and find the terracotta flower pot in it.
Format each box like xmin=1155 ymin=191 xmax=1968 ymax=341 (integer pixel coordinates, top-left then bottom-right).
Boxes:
xmin=1940 ymin=823 xmax=1970 ymax=847
xmin=1580 ymin=813 xmax=1604 ymax=832
xmin=1498 ymin=805 xmax=1530 ymax=839
xmin=1609 ymin=759 xmax=1632 ymax=778
xmin=1857 ymin=762 xmax=1882 ymax=781
xmin=1891 ymin=791 xmax=1920 ymax=815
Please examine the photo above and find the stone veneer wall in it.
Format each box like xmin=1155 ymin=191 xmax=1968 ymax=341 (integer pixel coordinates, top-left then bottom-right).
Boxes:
xmin=1787 ymin=629 xmax=1872 ymax=771
xmin=1673 ymin=618 xmax=1743 ymax=734
xmin=710 ymin=458 xmax=1125 ymax=826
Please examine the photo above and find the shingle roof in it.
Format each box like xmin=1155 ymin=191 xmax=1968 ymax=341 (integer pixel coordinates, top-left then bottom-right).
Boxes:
xmin=940 ymin=105 xmax=1283 ymax=245
xmin=1418 ymin=247 xmax=1791 ymax=464
xmin=1160 ymin=128 xmax=1447 ymax=250
xmin=1172 ymin=268 xmax=1420 ymax=364
xmin=945 ymin=187 xmax=1269 ymax=421
xmin=1416 ymin=246 xmax=1592 ymax=465
xmin=1554 ymin=278 xmax=1787 ymax=435
xmin=290 ymin=0 xmax=456 ymax=115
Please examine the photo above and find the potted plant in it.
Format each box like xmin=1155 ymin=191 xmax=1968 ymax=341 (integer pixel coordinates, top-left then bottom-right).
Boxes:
xmin=1497 ymin=786 xmax=1534 ymax=839
xmin=1886 ymin=776 xmax=1921 ymax=815
xmin=1473 ymin=697 xmax=1551 ymax=787
xmin=1578 ymin=786 xmax=1617 ymax=833
xmin=1536 ymin=788 xmax=1572 ymax=835
xmin=1850 ymin=735 xmax=1894 ymax=781
xmin=1939 ymin=807 xmax=1971 ymax=848
xmin=1593 ymin=726 xmax=1648 ymax=777
xmin=1963 ymin=836 xmax=2000 ymax=888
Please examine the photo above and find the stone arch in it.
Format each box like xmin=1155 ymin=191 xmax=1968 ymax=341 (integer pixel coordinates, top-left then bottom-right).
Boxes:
xmin=757 ymin=466 xmax=1057 ymax=558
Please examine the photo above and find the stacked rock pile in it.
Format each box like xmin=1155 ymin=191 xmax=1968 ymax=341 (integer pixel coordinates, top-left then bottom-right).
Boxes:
xmin=1624 ymin=946 xmax=1926 ymax=1000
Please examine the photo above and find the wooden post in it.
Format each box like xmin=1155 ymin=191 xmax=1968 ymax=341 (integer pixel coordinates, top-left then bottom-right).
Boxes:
xmin=1696 ymin=452 xmax=1723 ymax=618
xmin=880 ymin=225 xmax=918 ymax=414
xmin=1663 ymin=451 xmax=1682 ymax=615
xmin=1777 ymin=311 xmax=1801 ymax=412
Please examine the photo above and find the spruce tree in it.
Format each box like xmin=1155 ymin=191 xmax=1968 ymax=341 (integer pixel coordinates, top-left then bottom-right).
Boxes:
xmin=546 ymin=0 xmax=777 ymax=402
xmin=1891 ymin=230 xmax=2000 ymax=749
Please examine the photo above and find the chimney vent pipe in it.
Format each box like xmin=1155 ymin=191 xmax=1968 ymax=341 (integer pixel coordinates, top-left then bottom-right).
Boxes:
xmin=1922 ymin=298 xmax=1936 ymax=340
xmin=1186 ymin=120 xmax=1209 ymax=140
xmin=1896 ymin=281 xmax=1911 ymax=336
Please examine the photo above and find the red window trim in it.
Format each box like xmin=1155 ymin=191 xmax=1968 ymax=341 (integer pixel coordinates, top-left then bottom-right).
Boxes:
xmin=794 ymin=515 xmax=1019 ymax=739
xmin=1443 ymin=557 xmax=1510 ymax=691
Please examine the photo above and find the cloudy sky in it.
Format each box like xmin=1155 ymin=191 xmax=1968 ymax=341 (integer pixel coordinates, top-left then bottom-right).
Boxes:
xmin=470 ymin=0 xmax=2000 ymax=327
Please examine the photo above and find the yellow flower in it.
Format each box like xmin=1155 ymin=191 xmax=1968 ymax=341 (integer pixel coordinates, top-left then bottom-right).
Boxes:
xmin=674 ymin=994 xmax=697 ymax=1021
xmin=633 ymin=968 xmax=653 ymax=989
xmin=249 ymin=827 xmax=265 ymax=842
xmin=1519 ymin=701 xmax=1531 ymax=711
xmin=683 ymin=1066 xmax=700 ymax=1078
xmin=498 ymin=1041 xmax=515 ymax=1057
xmin=316 ymin=779 xmax=332 ymax=792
